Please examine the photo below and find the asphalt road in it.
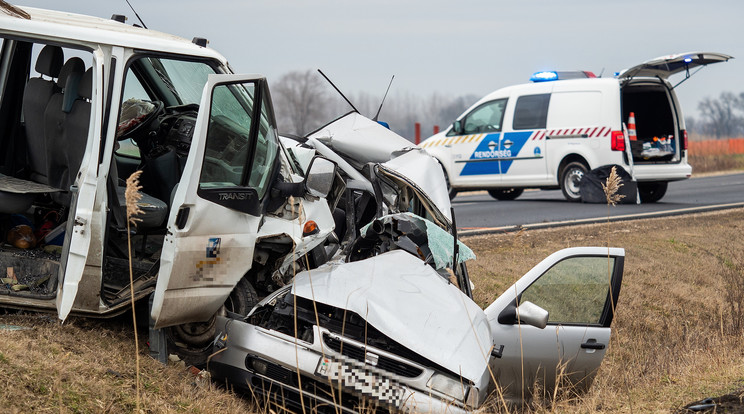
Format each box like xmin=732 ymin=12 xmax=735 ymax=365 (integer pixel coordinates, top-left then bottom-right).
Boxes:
xmin=453 ymin=172 xmax=744 ymax=232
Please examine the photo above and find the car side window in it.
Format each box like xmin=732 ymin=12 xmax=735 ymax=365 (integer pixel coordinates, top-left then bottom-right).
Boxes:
xmin=513 ymin=93 xmax=550 ymax=130
xmin=449 ymin=99 xmax=507 ymax=136
xmin=520 ymin=256 xmax=613 ymax=325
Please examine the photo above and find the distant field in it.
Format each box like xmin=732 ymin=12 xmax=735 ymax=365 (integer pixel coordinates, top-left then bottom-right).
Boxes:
xmin=2 ymin=209 xmax=744 ymax=413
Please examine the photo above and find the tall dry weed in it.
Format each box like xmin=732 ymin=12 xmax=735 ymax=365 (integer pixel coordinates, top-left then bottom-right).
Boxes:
xmin=125 ymin=170 xmax=144 ymax=413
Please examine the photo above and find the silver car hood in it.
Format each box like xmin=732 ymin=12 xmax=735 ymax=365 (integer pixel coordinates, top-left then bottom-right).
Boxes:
xmin=307 ymin=112 xmax=452 ymax=222
xmin=292 ymin=249 xmax=491 ymax=382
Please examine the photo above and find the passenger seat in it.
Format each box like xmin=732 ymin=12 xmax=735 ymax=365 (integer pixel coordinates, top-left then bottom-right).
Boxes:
xmin=22 ymin=44 xmax=63 ymax=184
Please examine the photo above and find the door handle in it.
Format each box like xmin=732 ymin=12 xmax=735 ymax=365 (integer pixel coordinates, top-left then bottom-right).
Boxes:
xmin=444 ymin=144 xmax=452 ymax=148
xmin=503 ymin=140 xmax=513 ymax=148
xmin=175 ymin=207 xmax=190 ymax=230
xmin=580 ymin=339 xmax=606 ymax=350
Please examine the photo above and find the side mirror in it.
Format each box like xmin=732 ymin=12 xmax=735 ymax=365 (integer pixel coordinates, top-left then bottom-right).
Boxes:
xmin=304 ymin=157 xmax=336 ymax=198
xmin=497 ymin=300 xmax=549 ymax=329
xmin=452 ymin=120 xmax=463 ymax=135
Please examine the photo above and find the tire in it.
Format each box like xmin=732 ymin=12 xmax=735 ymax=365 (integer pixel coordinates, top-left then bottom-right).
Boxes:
xmin=560 ymin=161 xmax=588 ymax=202
xmin=487 ymin=188 xmax=524 ymax=201
xmin=638 ymin=181 xmax=668 ymax=203
xmin=165 ymin=277 xmax=258 ymax=367
xmin=441 ymin=163 xmax=457 ymax=200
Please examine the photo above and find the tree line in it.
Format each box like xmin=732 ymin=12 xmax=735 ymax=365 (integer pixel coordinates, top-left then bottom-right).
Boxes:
xmin=271 ymin=69 xmax=743 ymax=141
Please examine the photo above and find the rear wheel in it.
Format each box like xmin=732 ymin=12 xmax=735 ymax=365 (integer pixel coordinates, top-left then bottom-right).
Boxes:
xmin=560 ymin=161 xmax=588 ymax=202
xmin=488 ymin=188 xmax=524 ymax=200
xmin=638 ymin=181 xmax=668 ymax=203
xmin=165 ymin=277 xmax=258 ymax=367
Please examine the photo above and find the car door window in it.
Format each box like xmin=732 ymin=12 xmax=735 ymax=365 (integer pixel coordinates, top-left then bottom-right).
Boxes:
xmin=520 ymin=256 xmax=614 ymax=325
xmin=513 ymin=93 xmax=550 ymax=130
xmin=450 ymin=99 xmax=507 ymax=136
xmin=199 ymin=81 xmax=278 ymax=200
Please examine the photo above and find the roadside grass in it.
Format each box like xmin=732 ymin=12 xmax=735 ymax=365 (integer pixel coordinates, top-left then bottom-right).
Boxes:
xmin=467 ymin=208 xmax=744 ymax=413
xmin=688 ymin=153 xmax=744 ymax=174
xmin=1 ymin=209 xmax=744 ymax=412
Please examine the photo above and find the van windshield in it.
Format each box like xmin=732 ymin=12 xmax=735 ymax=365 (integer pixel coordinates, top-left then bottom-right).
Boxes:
xmin=451 ymin=98 xmax=507 ymax=136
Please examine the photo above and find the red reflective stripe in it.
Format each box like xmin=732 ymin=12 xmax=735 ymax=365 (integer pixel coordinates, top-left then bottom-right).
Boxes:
xmin=589 ymin=127 xmax=598 ymax=137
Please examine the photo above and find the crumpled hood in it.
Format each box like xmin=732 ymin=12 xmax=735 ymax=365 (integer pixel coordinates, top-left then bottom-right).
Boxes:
xmin=307 ymin=112 xmax=452 ymax=222
xmin=292 ymin=250 xmax=491 ymax=382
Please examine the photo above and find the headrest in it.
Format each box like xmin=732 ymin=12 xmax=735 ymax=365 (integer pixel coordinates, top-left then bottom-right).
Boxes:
xmin=35 ymin=45 xmax=64 ymax=78
xmin=56 ymin=57 xmax=85 ymax=88
xmin=78 ymin=68 xmax=92 ymax=100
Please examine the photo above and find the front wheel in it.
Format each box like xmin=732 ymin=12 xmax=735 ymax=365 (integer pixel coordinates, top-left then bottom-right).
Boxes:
xmin=488 ymin=188 xmax=524 ymax=201
xmin=560 ymin=161 xmax=588 ymax=202
xmin=165 ymin=277 xmax=258 ymax=367
xmin=638 ymin=182 xmax=668 ymax=203
xmin=441 ymin=164 xmax=457 ymax=200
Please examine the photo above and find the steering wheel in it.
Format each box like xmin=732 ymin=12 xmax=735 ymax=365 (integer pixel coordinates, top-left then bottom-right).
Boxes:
xmin=117 ymin=100 xmax=164 ymax=140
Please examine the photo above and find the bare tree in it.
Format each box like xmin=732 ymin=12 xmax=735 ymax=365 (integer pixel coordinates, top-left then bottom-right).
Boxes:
xmin=271 ymin=70 xmax=331 ymax=136
xmin=698 ymin=92 xmax=744 ymax=138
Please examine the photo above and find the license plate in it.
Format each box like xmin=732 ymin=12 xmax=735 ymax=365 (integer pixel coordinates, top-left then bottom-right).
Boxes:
xmin=316 ymin=356 xmax=406 ymax=408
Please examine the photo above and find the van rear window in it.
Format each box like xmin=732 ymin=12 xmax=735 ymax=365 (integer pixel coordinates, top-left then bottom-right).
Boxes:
xmin=513 ymin=94 xmax=550 ymax=130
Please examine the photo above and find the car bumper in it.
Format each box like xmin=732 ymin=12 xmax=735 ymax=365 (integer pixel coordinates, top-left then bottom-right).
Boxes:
xmin=632 ymin=162 xmax=692 ymax=182
xmin=210 ymin=317 xmax=472 ymax=414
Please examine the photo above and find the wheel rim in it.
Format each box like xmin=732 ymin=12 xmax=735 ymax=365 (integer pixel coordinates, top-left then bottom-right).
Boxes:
xmin=564 ymin=168 xmax=584 ymax=198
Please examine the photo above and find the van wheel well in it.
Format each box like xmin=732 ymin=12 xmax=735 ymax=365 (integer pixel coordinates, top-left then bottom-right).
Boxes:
xmin=558 ymin=155 xmax=589 ymax=177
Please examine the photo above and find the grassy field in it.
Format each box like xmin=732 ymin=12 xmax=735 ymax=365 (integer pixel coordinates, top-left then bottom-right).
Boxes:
xmin=2 ymin=209 xmax=744 ymax=413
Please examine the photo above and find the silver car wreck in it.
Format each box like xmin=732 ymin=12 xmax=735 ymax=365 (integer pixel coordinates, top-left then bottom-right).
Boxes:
xmin=208 ymin=113 xmax=625 ymax=413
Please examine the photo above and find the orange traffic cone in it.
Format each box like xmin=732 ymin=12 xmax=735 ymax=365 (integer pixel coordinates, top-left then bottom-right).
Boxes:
xmin=627 ymin=112 xmax=637 ymax=141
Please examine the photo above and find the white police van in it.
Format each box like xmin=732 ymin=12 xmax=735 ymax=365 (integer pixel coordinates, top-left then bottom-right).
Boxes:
xmin=422 ymin=52 xmax=732 ymax=202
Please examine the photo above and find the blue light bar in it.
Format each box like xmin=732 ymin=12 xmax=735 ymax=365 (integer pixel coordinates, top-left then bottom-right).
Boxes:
xmin=530 ymin=71 xmax=559 ymax=82
xmin=683 ymin=56 xmax=692 ymax=63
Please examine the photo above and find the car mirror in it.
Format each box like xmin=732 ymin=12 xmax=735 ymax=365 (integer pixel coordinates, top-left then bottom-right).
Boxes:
xmin=304 ymin=157 xmax=337 ymax=198
xmin=452 ymin=120 xmax=463 ymax=135
xmin=497 ymin=300 xmax=549 ymax=329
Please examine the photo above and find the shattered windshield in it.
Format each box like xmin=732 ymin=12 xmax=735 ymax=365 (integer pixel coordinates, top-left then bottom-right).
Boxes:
xmin=376 ymin=168 xmax=448 ymax=229
xmin=358 ymin=212 xmax=475 ymax=270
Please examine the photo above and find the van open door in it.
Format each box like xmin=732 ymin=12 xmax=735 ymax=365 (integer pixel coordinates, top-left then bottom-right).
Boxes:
xmin=484 ymin=247 xmax=624 ymax=398
xmin=618 ymin=51 xmax=732 ymax=80
xmin=151 ymin=74 xmax=280 ymax=329
xmin=56 ymin=62 xmax=104 ymax=321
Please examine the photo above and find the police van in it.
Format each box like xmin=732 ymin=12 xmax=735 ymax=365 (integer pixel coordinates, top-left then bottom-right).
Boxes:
xmin=421 ymin=52 xmax=732 ymax=202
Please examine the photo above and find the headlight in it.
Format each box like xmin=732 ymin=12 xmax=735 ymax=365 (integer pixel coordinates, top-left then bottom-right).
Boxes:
xmin=426 ymin=373 xmax=472 ymax=402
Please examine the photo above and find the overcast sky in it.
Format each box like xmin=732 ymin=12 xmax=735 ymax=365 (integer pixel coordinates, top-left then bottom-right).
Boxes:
xmin=19 ymin=1 xmax=743 ymax=120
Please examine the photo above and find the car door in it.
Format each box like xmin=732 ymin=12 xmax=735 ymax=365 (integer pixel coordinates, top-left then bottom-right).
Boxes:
xmin=151 ymin=74 xmax=280 ymax=329
xmin=499 ymin=93 xmax=550 ymax=185
xmin=484 ymin=247 xmax=624 ymax=399
xmin=56 ymin=59 xmax=104 ymax=321
xmin=450 ymin=98 xmax=507 ymax=186
xmin=618 ymin=51 xmax=732 ymax=79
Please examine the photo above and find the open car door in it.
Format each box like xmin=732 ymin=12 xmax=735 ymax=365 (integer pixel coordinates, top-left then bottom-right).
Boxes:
xmin=151 ymin=74 xmax=280 ymax=329
xmin=484 ymin=247 xmax=624 ymax=399
xmin=618 ymin=51 xmax=732 ymax=79
xmin=57 ymin=61 xmax=104 ymax=321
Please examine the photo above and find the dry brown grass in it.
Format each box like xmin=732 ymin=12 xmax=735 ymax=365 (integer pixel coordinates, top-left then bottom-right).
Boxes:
xmin=466 ymin=208 xmax=744 ymax=413
xmin=688 ymin=153 xmax=744 ymax=174
xmin=2 ymin=209 xmax=744 ymax=413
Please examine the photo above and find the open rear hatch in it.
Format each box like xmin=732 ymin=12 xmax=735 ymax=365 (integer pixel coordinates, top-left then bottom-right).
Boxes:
xmin=619 ymin=51 xmax=732 ymax=163
xmin=618 ymin=52 xmax=732 ymax=80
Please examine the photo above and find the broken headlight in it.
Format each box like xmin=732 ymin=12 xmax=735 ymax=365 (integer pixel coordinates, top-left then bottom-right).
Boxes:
xmin=426 ymin=373 xmax=473 ymax=403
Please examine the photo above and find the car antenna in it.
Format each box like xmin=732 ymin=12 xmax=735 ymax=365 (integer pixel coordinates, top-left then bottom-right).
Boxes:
xmin=317 ymin=69 xmax=359 ymax=113
xmin=372 ymin=75 xmax=395 ymax=122
xmin=124 ymin=0 xmax=148 ymax=29
xmin=598 ymin=67 xmax=605 ymax=78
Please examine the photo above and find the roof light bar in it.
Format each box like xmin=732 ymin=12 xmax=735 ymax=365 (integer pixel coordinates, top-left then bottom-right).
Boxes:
xmin=530 ymin=70 xmax=597 ymax=82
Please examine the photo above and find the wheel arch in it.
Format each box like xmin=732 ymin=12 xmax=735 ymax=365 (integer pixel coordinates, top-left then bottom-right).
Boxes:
xmin=557 ymin=154 xmax=590 ymax=178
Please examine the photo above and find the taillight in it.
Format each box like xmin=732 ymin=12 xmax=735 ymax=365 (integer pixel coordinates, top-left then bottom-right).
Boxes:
xmin=682 ymin=129 xmax=688 ymax=150
xmin=611 ymin=130 xmax=625 ymax=151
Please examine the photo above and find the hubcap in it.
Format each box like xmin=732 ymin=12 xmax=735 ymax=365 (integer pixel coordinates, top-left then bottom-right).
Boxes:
xmin=566 ymin=169 xmax=584 ymax=197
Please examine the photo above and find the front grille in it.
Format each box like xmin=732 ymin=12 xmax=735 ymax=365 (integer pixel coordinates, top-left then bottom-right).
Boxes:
xmin=323 ymin=334 xmax=424 ymax=378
